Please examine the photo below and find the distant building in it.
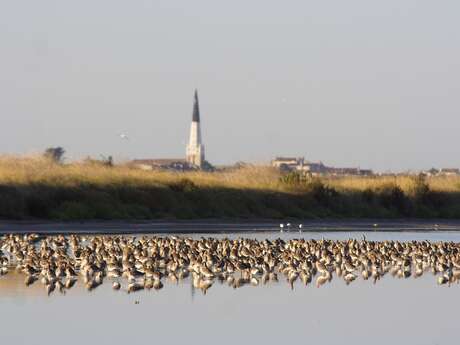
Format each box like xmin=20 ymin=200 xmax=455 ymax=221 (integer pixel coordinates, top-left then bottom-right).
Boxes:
xmin=425 ymin=168 xmax=439 ymax=176
xmin=131 ymin=90 xmax=211 ymax=171
xmin=421 ymin=168 xmax=460 ymax=177
xmin=130 ymin=159 xmax=190 ymax=171
xmin=327 ymin=167 xmax=360 ymax=176
xmin=271 ymin=156 xmax=373 ymax=176
xmin=299 ymin=162 xmax=328 ymax=175
xmin=271 ymin=157 xmax=305 ymax=171
xmin=439 ymin=168 xmax=460 ymax=176
xmin=358 ymin=169 xmax=374 ymax=176
xmin=186 ymin=90 xmax=205 ymax=168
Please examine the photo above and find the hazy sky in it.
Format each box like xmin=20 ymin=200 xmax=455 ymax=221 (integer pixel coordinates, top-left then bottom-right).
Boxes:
xmin=1 ymin=0 xmax=459 ymax=171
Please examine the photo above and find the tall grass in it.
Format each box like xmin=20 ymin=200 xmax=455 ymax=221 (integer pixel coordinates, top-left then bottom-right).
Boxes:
xmin=0 ymin=155 xmax=281 ymax=190
xmin=1 ymin=155 xmax=459 ymax=193
xmin=0 ymin=155 xmax=459 ymax=220
xmin=326 ymin=175 xmax=460 ymax=194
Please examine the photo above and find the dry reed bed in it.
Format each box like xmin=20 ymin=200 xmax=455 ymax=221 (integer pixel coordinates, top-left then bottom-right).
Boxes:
xmin=0 ymin=157 xmax=282 ymax=191
xmin=328 ymin=175 xmax=460 ymax=194
xmin=0 ymin=156 xmax=459 ymax=193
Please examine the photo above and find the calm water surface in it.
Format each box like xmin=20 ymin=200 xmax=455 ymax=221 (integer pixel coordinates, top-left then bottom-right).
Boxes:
xmin=1 ymin=231 xmax=459 ymax=345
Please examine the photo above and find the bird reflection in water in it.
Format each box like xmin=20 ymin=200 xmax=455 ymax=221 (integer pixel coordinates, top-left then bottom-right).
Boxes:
xmin=1 ymin=234 xmax=460 ymax=297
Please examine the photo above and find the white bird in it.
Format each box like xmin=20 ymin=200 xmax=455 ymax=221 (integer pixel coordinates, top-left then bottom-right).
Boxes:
xmin=119 ymin=133 xmax=129 ymax=140
xmin=279 ymin=224 xmax=284 ymax=233
xmin=299 ymin=224 xmax=303 ymax=233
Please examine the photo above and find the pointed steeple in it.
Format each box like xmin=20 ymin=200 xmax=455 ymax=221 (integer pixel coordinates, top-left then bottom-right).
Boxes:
xmin=192 ymin=89 xmax=200 ymax=122
xmin=186 ymin=89 xmax=205 ymax=168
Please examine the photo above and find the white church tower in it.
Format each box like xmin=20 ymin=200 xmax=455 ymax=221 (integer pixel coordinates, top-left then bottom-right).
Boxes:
xmin=186 ymin=89 xmax=205 ymax=168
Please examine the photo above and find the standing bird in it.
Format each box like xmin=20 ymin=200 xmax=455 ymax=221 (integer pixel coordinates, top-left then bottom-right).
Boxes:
xmin=280 ymin=224 xmax=284 ymax=233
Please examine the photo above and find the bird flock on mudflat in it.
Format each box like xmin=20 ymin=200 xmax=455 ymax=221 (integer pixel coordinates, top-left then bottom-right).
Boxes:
xmin=0 ymin=234 xmax=459 ymax=296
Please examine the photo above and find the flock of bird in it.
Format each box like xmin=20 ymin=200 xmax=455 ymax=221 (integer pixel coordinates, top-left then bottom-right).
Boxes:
xmin=0 ymin=233 xmax=459 ymax=296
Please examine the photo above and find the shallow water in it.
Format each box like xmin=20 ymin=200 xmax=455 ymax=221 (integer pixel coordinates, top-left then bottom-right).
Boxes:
xmin=177 ymin=229 xmax=460 ymax=242
xmin=1 ymin=231 xmax=459 ymax=345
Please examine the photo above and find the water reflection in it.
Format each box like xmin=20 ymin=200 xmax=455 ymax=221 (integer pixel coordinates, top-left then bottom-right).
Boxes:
xmin=2 ymin=232 xmax=460 ymax=345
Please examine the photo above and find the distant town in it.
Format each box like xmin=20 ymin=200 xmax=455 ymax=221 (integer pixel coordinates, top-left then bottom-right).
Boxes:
xmin=127 ymin=90 xmax=460 ymax=178
xmin=130 ymin=90 xmax=211 ymax=172
xmin=24 ymin=90 xmax=460 ymax=179
xmin=270 ymin=157 xmax=460 ymax=177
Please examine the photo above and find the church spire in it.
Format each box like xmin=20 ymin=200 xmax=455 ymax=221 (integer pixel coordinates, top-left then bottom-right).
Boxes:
xmin=192 ymin=89 xmax=200 ymax=122
xmin=186 ymin=89 xmax=205 ymax=168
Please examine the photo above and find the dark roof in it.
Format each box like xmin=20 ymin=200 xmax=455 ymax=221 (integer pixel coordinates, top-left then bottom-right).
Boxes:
xmin=273 ymin=157 xmax=300 ymax=161
xmin=132 ymin=159 xmax=186 ymax=165
xmin=192 ymin=89 xmax=200 ymax=122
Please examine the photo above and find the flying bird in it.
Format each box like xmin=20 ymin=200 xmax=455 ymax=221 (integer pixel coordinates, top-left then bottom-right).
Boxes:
xmin=119 ymin=133 xmax=129 ymax=140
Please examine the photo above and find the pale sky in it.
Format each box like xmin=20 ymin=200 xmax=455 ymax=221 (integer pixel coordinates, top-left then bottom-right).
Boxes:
xmin=1 ymin=0 xmax=459 ymax=172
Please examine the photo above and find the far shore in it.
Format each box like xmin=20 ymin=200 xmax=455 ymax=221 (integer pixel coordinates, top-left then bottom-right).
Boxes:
xmin=1 ymin=219 xmax=460 ymax=234
xmin=2 ymin=157 xmax=460 ymax=221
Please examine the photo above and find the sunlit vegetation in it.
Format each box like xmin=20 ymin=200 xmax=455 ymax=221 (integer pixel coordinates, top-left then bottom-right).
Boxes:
xmin=0 ymin=155 xmax=459 ymax=220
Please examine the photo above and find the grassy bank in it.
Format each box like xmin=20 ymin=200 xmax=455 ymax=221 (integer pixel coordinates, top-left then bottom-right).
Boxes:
xmin=1 ymin=156 xmax=460 ymax=220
